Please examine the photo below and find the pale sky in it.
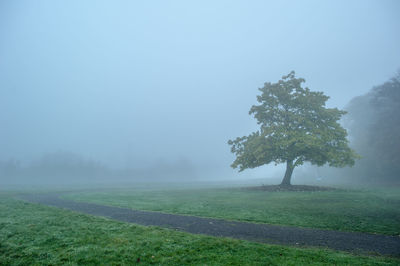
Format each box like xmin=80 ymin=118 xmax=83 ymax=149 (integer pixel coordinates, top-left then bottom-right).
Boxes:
xmin=1 ymin=0 xmax=399 ymax=178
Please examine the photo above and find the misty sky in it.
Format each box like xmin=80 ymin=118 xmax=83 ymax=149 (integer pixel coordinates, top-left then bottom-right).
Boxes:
xmin=1 ymin=0 xmax=399 ymax=178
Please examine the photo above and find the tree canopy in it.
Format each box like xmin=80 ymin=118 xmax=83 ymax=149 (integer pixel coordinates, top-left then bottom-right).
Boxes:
xmin=228 ymin=71 xmax=358 ymax=185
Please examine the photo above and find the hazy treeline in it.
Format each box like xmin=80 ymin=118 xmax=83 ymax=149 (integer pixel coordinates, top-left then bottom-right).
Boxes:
xmin=0 ymin=151 xmax=197 ymax=185
xmin=343 ymin=72 xmax=400 ymax=183
xmin=0 ymin=151 xmax=108 ymax=184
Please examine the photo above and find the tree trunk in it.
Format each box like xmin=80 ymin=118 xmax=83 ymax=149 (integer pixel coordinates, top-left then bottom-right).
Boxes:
xmin=280 ymin=160 xmax=294 ymax=186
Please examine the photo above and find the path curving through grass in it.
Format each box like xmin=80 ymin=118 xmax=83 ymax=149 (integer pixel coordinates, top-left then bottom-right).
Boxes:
xmin=20 ymin=193 xmax=400 ymax=257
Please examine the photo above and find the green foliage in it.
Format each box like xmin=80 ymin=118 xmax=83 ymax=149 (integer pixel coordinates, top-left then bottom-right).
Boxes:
xmin=228 ymin=72 xmax=358 ymax=183
xmin=2 ymin=193 xmax=398 ymax=265
xmin=64 ymin=187 xmax=400 ymax=235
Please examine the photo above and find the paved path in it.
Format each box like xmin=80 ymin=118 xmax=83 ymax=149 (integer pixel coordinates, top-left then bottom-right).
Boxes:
xmin=20 ymin=193 xmax=400 ymax=257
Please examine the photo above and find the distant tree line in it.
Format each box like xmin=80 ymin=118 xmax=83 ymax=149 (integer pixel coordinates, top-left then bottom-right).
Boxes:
xmin=0 ymin=151 xmax=110 ymax=183
xmin=343 ymin=72 xmax=400 ymax=183
xmin=0 ymin=151 xmax=197 ymax=184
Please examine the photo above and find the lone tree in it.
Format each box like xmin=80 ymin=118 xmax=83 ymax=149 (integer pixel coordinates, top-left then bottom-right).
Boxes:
xmin=228 ymin=71 xmax=358 ymax=186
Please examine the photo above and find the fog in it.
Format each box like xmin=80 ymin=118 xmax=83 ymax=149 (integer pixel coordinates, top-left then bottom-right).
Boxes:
xmin=1 ymin=0 xmax=400 ymax=185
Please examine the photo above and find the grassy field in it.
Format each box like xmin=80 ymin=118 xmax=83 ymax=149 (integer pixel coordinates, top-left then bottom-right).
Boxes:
xmin=63 ymin=187 xmax=400 ymax=235
xmin=1 ymin=192 xmax=399 ymax=265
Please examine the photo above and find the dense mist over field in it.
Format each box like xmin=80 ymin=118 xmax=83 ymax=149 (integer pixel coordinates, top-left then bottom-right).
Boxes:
xmin=1 ymin=0 xmax=399 ymax=185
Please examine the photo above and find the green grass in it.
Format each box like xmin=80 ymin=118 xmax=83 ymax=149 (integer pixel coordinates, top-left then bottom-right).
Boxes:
xmin=63 ymin=187 xmax=400 ymax=235
xmin=1 ymin=192 xmax=399 ymax=265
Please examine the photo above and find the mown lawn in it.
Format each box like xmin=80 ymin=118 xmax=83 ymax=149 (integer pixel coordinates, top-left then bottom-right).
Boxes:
xmin=1 ymin=192 xmax=399 ymax=265
xmin=63 ymin=187 xmax=400 ymax=235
